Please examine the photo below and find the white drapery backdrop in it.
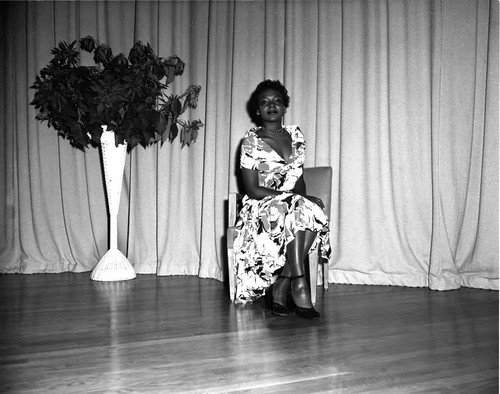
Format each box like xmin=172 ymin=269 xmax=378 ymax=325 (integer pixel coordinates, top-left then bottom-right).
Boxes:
xmin=0 ymin=0 xmax=497 ymax=291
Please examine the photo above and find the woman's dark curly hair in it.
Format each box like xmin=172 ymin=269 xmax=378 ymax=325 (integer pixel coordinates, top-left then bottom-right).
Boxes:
xmin=246 ymin=79 xmax=290 ymax=126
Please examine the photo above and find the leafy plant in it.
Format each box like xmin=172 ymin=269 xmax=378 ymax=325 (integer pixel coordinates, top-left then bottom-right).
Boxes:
xmin=31 ymin=36 xmax=203 ymax=150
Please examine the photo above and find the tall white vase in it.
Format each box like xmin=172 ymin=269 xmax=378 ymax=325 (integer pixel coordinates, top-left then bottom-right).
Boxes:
xmin=90 ymin=126 xmax=136 ymax=281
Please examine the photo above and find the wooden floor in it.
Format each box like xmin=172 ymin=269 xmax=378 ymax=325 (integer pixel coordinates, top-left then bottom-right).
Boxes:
xmin=0 ymin=274 xmax=497 ymax=393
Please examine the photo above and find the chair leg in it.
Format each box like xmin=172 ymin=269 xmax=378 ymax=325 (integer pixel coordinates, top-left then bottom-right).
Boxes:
xmin=323 ymin=258 xmax=329 ymax=292
xmin=227 ymin=228 xmax=236 ymax=302
xmin=309 ymin=251 xmax=318 ymax=306
xmin=228 ymin=250 xmax=235 ymax=302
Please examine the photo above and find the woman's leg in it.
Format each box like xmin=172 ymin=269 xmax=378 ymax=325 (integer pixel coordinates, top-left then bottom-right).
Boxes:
xmin=280 ymin=230 xmax=316 ymax=277
xmin=272 ymin=260 xmax=290 ymax=306
xmin=286 ymin=229 xmax=317 ymax=308
xmin=303 ymin=229 xmax=317 ymax=255
xmin=273 ymin=229 xmax=317 ymax=306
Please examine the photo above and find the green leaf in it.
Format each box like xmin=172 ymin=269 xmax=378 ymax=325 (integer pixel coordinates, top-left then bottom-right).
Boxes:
xmin=165 ymin=67 xmax=175 ymax=85
xmin=156 ymin=112 xmax=167 ymax=134
xmin=169 ymin=123 xmax=178 ymax=142
xmin=161 ymin=117 xmax=172 ymax=145
xmin=171 ymin=98 xmax=182 ymax=117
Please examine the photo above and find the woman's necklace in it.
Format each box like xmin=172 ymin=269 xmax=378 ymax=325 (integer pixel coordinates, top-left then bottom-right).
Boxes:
xmin=261 ymin=126 xmax=284 ymax=136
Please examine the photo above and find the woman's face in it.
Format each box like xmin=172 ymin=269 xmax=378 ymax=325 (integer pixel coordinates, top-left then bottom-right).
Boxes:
xmin=257 ymin=88 xmax=286 ymax=124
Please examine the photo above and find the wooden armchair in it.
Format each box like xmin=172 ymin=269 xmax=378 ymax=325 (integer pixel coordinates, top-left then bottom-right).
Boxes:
xmin=226 ymin=166 xmax=332 ymax=305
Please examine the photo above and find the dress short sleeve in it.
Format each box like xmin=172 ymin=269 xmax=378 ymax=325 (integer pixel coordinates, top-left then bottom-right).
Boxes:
xmin=240 ymin=134 xmax=258 ymax=170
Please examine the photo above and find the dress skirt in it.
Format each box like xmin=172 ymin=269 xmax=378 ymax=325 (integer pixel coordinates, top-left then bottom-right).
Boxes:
xmin=233 ymin=125 xmax=331 ymax=303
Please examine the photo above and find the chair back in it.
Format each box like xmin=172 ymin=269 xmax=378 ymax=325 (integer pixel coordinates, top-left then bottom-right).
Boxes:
xmin=303 ymin=166 xmax=332 ymax=218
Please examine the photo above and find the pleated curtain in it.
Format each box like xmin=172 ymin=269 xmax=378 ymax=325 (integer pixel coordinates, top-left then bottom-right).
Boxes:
xmin=0 ymin=0 xmax=497 ymax=291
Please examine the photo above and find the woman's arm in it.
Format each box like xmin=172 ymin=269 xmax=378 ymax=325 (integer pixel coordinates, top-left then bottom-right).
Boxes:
xmin=241 ymin=167 xmax=283 ymax=200
xmin=242 ymin=167 xmax=324 ymax=209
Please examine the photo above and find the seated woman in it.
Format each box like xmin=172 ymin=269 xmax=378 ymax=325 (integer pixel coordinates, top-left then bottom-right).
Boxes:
xmin=233 ymin=79 xmax=331 ymax=319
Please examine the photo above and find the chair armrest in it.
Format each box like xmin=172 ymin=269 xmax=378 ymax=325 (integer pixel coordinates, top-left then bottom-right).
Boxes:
xmin=227 ymin=227 xmax=236 ymax=249
xmin=228 ymin=192 xmax=243 ymax=226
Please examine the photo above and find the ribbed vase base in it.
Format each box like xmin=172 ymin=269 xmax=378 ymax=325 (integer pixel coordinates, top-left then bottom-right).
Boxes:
xmin=90 ymin=249 xmax=136 ymax=281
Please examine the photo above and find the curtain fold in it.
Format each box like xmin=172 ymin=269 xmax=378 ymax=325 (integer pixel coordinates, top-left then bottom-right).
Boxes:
xmin=428 ymin=0 xmax=498 ymax=290
xmin=0 ymin=0 xmax=497 ymax=291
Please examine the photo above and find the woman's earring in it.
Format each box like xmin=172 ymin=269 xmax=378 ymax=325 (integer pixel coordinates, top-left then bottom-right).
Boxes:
xmin=256 ymin=110 xmax=260 ymax=115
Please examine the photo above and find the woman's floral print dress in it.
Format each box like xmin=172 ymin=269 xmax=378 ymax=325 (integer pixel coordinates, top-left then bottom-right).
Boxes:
xmin=233 ymin=125 xmax=331 ymax=303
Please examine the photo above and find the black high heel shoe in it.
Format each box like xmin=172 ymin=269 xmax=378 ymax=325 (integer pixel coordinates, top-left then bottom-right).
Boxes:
xmin=265 ymin=275 xmax=291 ymax=317
xmin=288 ymin=274 xmax=320 ymax=320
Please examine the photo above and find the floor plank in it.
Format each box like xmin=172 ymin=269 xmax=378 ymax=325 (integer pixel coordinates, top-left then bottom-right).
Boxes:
xmin=0 ymin=274 xmax=497 ymax=393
